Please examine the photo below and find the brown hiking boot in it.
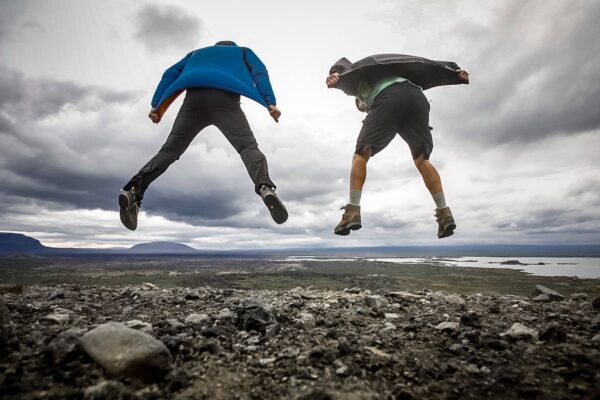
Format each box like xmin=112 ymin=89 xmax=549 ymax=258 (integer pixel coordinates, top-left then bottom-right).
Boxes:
xmin=435 ymin=207 xmax=456 ymax=239
xmin=334 ymin=204 xmax=362 ymax=236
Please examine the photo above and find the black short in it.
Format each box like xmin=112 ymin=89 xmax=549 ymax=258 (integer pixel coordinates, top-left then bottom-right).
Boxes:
xmin=355 ymin=81 xmax=433 ymax=160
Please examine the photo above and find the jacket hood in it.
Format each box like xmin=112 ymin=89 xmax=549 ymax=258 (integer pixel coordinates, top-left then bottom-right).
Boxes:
xmin=329 ymin=57 xmax=352 ymax=75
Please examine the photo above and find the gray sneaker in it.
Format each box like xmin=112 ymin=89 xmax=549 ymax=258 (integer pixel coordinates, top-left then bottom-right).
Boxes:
xmin=119 ymin=189 xmax=140 ymax=231
xmin=260 ymin=186 xmax=288 ymax=224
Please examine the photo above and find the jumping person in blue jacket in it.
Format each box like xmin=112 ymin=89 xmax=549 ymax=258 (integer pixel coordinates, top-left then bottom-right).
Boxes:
xmin=119 ymin=41 xmax=287 ymax=231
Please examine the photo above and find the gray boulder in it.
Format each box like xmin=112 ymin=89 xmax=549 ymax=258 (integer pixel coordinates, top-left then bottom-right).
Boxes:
xmin=435 ymin=321 xmax=460 ymax=333
xmin=48 ymin=329 xmax=82 ymax=362
xmin=532 ymin=294 xmax=551 ymax=303
xmin=235 ymin=299 xmax=278 ymax=336
xmin=184 ymin=313 xmax=210 ymax=325
xmin=592 ymin=297 xmax=600 ymax=309
xmin=531 ymin=285 xmax=564 ymax=302
xmin=500 ymin=323 xmax=538 ymax=341
xmin=81 ymin=322 xmax=172 ymax=381
xmin=539 ymin=322 xmax=567 ymax=343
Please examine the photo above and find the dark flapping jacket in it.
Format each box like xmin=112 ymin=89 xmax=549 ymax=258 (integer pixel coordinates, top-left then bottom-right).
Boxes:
xmin=329 ymin=54 xmax=464 ymax=95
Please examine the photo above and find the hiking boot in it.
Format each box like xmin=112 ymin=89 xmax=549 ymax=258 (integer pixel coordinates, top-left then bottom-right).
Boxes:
xmin=334 ymin=204 xmax=361 ymax=236
xmin=260 ymin=186 xmax=288 ymax=224
xmin=119 ymin=188 xmax=140 ymax=231
xmin=435 ymin=207 xmax=456 ymax=239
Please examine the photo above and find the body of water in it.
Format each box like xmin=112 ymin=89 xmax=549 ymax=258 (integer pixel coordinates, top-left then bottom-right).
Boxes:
xmin=368 ymin=257 xmax=600 ymax=278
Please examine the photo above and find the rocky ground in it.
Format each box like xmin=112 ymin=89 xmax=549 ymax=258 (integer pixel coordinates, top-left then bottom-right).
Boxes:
xmin=1 ymin=282 xmax=599 ymax=400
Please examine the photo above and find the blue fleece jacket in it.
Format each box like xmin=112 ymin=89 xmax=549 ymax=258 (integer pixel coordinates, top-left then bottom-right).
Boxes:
xmin=151 ymin=44 xmax=276 ymax=109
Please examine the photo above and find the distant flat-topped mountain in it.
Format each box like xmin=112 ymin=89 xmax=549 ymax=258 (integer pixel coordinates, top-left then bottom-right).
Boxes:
xmin=0 ymin=233 xmax=50 ymax=255
xmin=128 ymin=241 xmax=199 ymax=254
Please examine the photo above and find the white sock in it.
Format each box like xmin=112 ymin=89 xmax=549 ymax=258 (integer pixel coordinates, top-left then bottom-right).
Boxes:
xmin=349 ymin=190 xmax=362 ymax=206
xmin=432 ymin=192 xmax=447 ymax=209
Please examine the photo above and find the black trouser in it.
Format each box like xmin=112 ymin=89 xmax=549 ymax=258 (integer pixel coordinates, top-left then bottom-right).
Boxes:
xmin=124 ymin=88 xmax=275 ymax=199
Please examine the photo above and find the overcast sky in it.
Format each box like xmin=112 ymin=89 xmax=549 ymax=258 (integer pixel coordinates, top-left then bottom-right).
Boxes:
xmin=1 ymin=0 xmax=599 ymax=249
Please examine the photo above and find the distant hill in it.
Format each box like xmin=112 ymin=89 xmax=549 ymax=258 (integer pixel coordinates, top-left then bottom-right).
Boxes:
xmin=2 ymin=232 xmax=600 ymax=258
xmin=128 ymin=241 xmax=199 ymax=254
xmin=0 ymin=233 xmax=50 ymax=255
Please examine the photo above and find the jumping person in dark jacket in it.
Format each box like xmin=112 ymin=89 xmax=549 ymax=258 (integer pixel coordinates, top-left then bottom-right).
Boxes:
xmin=326 ymin=54 xmax=469 ymax=238
xmin=119 ymin=41 xmax=287 ymax=231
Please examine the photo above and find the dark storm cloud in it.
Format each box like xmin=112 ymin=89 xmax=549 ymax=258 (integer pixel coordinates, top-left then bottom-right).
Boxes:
xmin=0 ymin=66 xmax=135 ymax=122
xmin=375 ymin=0 xmax=600 ymax=145
xmin=133 ymin=4 xmax=202 ymax=52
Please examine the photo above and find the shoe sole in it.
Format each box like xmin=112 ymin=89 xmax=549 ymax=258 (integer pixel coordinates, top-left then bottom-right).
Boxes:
xmin=334 ymin=221 xmax=362 ymax=236
xmin=438 ymin=222 xmax=456 ymax=239
xmin=119 ymin=193 xmax=137 ymax=231
xmin=262 ymin=193 xmax=288 ymax=224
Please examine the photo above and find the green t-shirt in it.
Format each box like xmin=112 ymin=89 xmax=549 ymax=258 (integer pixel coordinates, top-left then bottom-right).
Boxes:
xmin=357 ymin=76 xmax=409 ymax=108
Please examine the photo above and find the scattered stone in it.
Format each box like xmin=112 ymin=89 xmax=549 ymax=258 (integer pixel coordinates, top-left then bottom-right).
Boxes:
xmin=435 ymin=321 xmax=460 ymax=333
xmin=592 ymin=334 xmax=600 ymax=343
xmin=443 ymin=294 xmax=465 ymax=305
xmin=539 ymin=322 xmax=567 ymax=343
xmin=365 ymin=295 xmax=388 ymax=308
xmin=235 ymin=299 xmax=278 ymax=336
xmin=531 ymin=285 xmax=564 ymax=302
xmin=486 ymin=339 xmax=509 ymax=351
xmin=44 ymin=312 xmax=71 ymax=325
xmin=345 ymin=287 xmax=362 ymax=294
xmin=365 ymin=346 xmax=391 ymax=358
xmin=49 ymin=289 xmax=65 ymax=300
xmin=384 ymin=313 xmax=400 ymax=320
xmin=592 ymin=297 xmax=600 ymax=309
xmin=308 ymin=345 xmax=335 ymax=364
xmin=532 ymin=294 xmax=551 ymax=303
xmin=141 ymin=282 xmax=159 ymax=290
xmin=460 ymin=312 xmax=481 ymax=328
xmin=123 ymin=320 xmax=153 ymax=334
xmin=165 ymin=318 xmax=185 ymax=329
xmin=81 ymin=322 xmax=172 ymax=381
xmin=83 ymin=380 xmax=132 ymax=400
xmin=184 ymin=313 xmax=210 ymax=325
xmin=215 ymin=308 xmax=234 ymax=320
xmin=184 ymin=290 xmax=200 ymax=300
xmin=295 ymin=312 xmax=316 ymax=330
xmin=500 ymin=323 xmax=538 ymax=341
xmin=570 ymin=293 xmax=588 ymax=301
xmin=258 ymin=357 xmax=276 ymax=366
xmin=335 ymin=364 xmax=350 ymax=377
xmin=386 ymin=291 xmax=422 ymax=302
xmin=338 ymin=341 xmax=352 ymax=356
xmin=172 ymin=296 xmax=186 ymax=305
xmin=448 ymin=343 xmax=465 ymax=355
xmin=278 ymin=347 xmax=300 ymax=359
xmin=200 ymin=325 xmax=236 ymax=338
xmin=47 ymin=329 xmax=81 ymax=363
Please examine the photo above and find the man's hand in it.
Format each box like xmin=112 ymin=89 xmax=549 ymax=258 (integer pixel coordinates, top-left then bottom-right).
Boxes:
xmin=148 ymin=108 xmax=161 ymax=124
xmin=326 ymin=72 xmax=340 ymax=88
xmin=456 ymin=69 xmax=469 ymax=84
xmin=269 ymin=105 xmax=281 ymax=123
